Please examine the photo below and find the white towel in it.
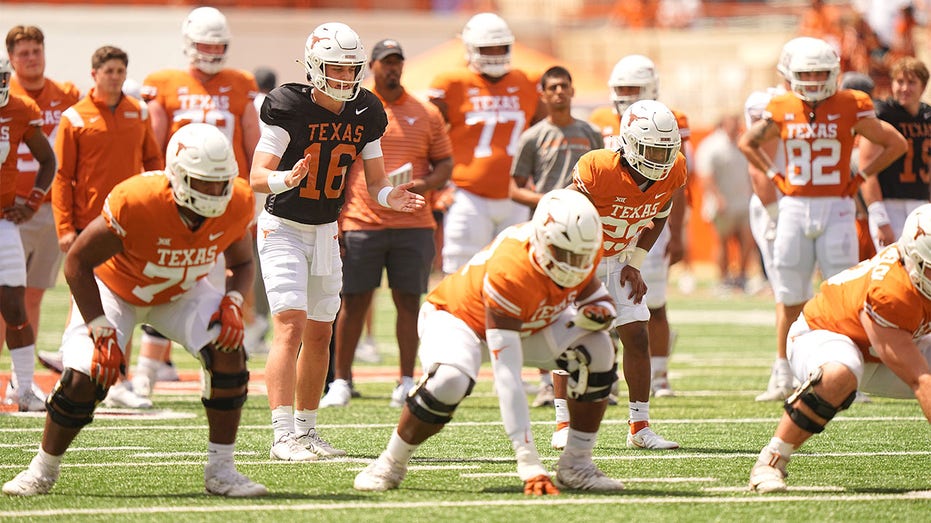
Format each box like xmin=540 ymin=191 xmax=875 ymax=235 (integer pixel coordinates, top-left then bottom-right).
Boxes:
xmin=310 ymin=221 xmax=339 ymax=275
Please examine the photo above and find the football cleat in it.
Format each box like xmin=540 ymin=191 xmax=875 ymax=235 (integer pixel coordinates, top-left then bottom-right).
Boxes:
xmin=531 ymin=383 xmax=555 ymax=408
xmin=269 ymin=434 xmax=317 ymax=462
xmin=204 ymin=462 xmax=268 ymax=497
xmin=353 ymin=453 xmax=407 ymax=491
xmin=627 ymin=425 xmax=679 ymax=450
xmin=651 ymin=376 xmax=674 ymax=398
xmin=4 ymin=382 xmax=47 ymax=412
xmin=320 ymin=379 xmax=351 ymax=408
xmin=102 ymin=381 xmax=153 ymax=409
xmin=296 ymin=428 xmax=346 ymax=458
xmin=2 ymin=467 xmax=58 ymax=496
xmin=354 ymin=336 xmax=381 ymax=364
xmin=554 ymin=459 xmax=624 ymax=491
xmin=389 ymin=380 xmax=414 ymax=408
xmin=749 ymin=459 xmax=788 ymax=494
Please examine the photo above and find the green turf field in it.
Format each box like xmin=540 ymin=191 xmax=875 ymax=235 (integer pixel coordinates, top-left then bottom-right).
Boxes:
xmin=1 ymin=276 xmax=930 ymax=521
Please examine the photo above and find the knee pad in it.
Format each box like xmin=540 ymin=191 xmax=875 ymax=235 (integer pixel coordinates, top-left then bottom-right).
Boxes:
xmin=46 ymin=369 xmax=103 ymax=429
xmin=556 ymin=344 xmax=617 ymax=402
xmin=784 ymin=366 xmax=856 ymax=434
xmin=406 ymin=363 xmax=475 ymax=424
xmin=197 ymin=347 xmax=249 ymax=411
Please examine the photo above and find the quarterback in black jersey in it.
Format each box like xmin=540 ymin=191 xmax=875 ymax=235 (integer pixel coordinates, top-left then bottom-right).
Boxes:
xmin=250 ymin=22 xmax=425 ymax=463
xmin=862 ymin=57 xmax=931 ymax=249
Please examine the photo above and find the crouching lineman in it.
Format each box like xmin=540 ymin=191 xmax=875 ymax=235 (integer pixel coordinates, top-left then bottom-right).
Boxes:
xmin=354 ymin=190 xmax=623 ymax=495
xmin=2 ymin=124 xmax=267 ymax=498
xmin=750 ymin=204 xmax=931 ymax=493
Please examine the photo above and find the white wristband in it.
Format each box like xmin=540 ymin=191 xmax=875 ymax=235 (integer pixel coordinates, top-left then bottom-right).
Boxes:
xmin=867 ymin=201 xmax=891 ymax=227
xmin=765 ymin=167 xmax=779 ymax=180
xmin=627 ymin=247 xmax=649 ymax=270
xmin=266 ymin=170 xmax=290 ymax=194
xmin=225 ymin=290 xmax=244 ymax=307
xmin=377 ymin=185 xmax=392 ymax=208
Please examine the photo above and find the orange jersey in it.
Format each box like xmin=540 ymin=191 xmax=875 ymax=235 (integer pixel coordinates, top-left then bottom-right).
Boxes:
xmin=428 ymin=68 xmax=538 ymax=199
xmin=9 ymin=77 xmax=81 ymax=200
xmin=803 ymin=245 xmax=931 ymax=363
xmin=588 ymin=105 xmax=691 ymax=149
xmin=141 ymin=69 xmax=257 ymax=178
xmin=95 ymin=173 xmax=254 ymax=306
xmin=572 ymin=148 xmax=688 ymax=258
xmin=0 ymin=95 xmax=44 ymax=208
xmin=341 ymin=89 xmax=453 ymax=231
xmin=427 ymin=222 xmax=601 ymax=338
xmin=764 ymin=89 xmax=874 ymax=197
xmin=52 ymin=90 xmax=164 ymax=235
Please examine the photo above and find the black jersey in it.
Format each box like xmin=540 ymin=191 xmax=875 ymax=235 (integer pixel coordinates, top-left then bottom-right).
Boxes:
xmin=874 ymin=99 xmax=931 ymax=201
xmin=260 ymin=83 xmax=388 ymax=224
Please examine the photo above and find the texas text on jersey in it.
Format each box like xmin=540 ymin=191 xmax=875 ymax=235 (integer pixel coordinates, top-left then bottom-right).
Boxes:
xmin=874 ymin=99 xmax=931 ymax=200
xmin=259 ymin=83 xmax=387 ymax=225
xmin=572 ymin=148 xmax=688 ymax=258
xmin=94 ymin=172 xmax=254 ymax=306
xmin=426 ymin=222 xmax=602 ymax=338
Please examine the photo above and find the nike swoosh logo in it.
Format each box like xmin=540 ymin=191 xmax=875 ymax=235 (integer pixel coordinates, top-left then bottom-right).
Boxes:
xmin=355 ymin=106 xmax=369 ymax=115
xmin=219 ymin=86 xmax=232 ymax=93
xmin=50 ymin=100 xmax=62 ymax=107
xmin=827 ymin=114 xmax=841 ymax=121
xmin=295 ymin=417 xmax=307 ymax=423
xmin=654 ymin=192 xmax=666 ymax=199
xmin=0 ymin=117 xmax=12 ymax=123
xmin=89 ymin=116 xmax=100 ymax=123
xmin=209 ymin=231 xmax=224 ymax=241
xmin=506 ymin=86 xmax=519 ymax=93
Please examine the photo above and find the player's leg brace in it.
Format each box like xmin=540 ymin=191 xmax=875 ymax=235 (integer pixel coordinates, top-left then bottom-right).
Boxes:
xmin=783 ymin=366 xmax=856 ymax=433
xmin=557 ymin=334 xmax=618 ymax=402
xmin=197 ymin=346 xmax=249 ymax=410
xmin=45 ymin=369 xmax=106 ymax=429
xmin=406 ymin=363 xmax=475 ymax=424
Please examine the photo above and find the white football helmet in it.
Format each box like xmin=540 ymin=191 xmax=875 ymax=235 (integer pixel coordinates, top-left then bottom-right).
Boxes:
xmin=166 ymin=123 xmax=238 ymax=218
xmin=304 ymin=22 xmax=366 ymax=102
xmin=530 ymin=189 xmax=602 ymax=289
xmin=461 ymin=12 xmax=514 ymax=78
xmin=898 ymin=204 xmax=931 ymax=299
xmin=608 ymin=55 xmax=659 ymax=115
xmin=0 ymin=55 xmax=12 ymax=108
xmin=620 ymin=100 xmax=681 ymax=181
xmin=182 ymin=7 xmax=231 ymax=75
xmin=785 ymin=37 xmax=839 ymax=103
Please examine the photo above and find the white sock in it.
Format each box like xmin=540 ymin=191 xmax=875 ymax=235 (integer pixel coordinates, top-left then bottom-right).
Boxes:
xmin=562 ymin=428 xmax=597 ymax=462
xmin=207 ymin=441 xmax=235 ymax=467
xmin=30 ymin=447 xmax=62 ymax=476
xmin=294 ymin=409 xmax=317 ymax=434
xmin=384 ymin=429 xmax=418 ymax=464
xmin=10 ymin=344 xmax=36 ymax=392
xmin=650 ymin=356 xmax=668 ymax=378
xmin=271 ymin=405 xmax=294 ymax=441
xmin=399 ymin=376 xmax=415 ymax=388
xmin=629 ymin=401 xmax=650 ymax=423
xmin=553 ymin=398 xmax=569 ymax=424
xmin=762 ymin=436 xmax=795 ymax=462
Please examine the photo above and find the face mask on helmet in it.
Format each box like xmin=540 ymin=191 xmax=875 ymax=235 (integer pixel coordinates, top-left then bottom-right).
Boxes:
xmin=620 ymin=100 xmax=681 ymax=181
xmin=608 ymin=55 xmax=658 ymax=115
xmin=304 ymin=22 xmax=366 ymax=102
xmin=0 ymin=56 xmax=11 ymax=108
xmin=462 ymin=12 xmax=514 ymax=78
xmin=529 ymin=189 xmax=603 ymax=288
xmin=786 ymin=38 xmax=839 ymax=103
xmin=898 ymin=204 xmax=931 ymax=299
xmin=182 ymin=7 xmax=231 ymax=75
xmin=166 ymin=123 xmax=238 ymax=218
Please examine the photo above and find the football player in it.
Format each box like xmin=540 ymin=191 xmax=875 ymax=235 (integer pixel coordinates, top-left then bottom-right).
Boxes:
xmin=554 ymin=100 xmax=686 ymax=452
xmin=135 ymin=6 xmax=261 ymax=395
xmin=0 ymin=53 xmax=56 ymax=412
xmin=250 ymin=22 xmax=424 ymax=462
xmin=428 ymin=12 xmax=546 ymax=275
xmin=750 ymin=204 xmax=931 ymax=493
xmin=588 ymin=54 xmax=690 ymax=400
xmin=2 ymin=124 xmax=266 ymax=497
xmin=860 ymin=57 xmax=931 ymax=250
xmin=354 ymin=190 xmax=623 ymax=495
xmin=739 ymin=37 xmax=907 ymax=403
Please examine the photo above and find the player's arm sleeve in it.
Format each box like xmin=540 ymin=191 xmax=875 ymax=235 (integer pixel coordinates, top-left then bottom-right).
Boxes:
xmin=52 ymin=115 xmax=78 ymax=236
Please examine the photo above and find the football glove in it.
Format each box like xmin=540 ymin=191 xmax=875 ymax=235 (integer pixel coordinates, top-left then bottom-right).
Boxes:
xmin=571 ymin=300 xmax=616 ymax=331
xmin=87 ymin=315 xmax=123 ymax=388
xmin=210 ymin=291 xmax=245 ymax=352
xmin=523 ymin=474 xmax=560 ymax=496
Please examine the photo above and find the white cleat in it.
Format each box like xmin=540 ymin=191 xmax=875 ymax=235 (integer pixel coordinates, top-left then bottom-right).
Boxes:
xmin=5 ymin=382 xmax=47 ymax=412
xmin=102 ymin=382 xmax=153 ymax=409
xmin=551 ymin=423 xmax=569 ymax=450
xmin=651 ymin=376 xmax=675 ymax=398
xmin=389 ymin=380 xmax=414 ymax=408
xmin=353 ymin=454 xmax=407 ymax=491
xmin=320 ymin=379 xmax=351 ymax=408
xmin=531 ymin=383 xmax=555 ymax=408
xmin=295 ymin=428 xmax=346 ymax=458
xmin=554 ymin=459 xmax=624 ymax=491
xmin=2 ymin=468 xmax=58 ymax=496
xmin=627 ymin=425 xmax=679 ymax=450
xmin=354 ymin=336 xmax=381 ymax=364
xmin=749 ymin=461 xmax=788 ymax=493
xmin=204 ymin=463 xmax=268 ymax=497
xmin=269 ymin=434 xmax=317 ymax=462
xmin=754 ymin=385 xmax=794 ymax=402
